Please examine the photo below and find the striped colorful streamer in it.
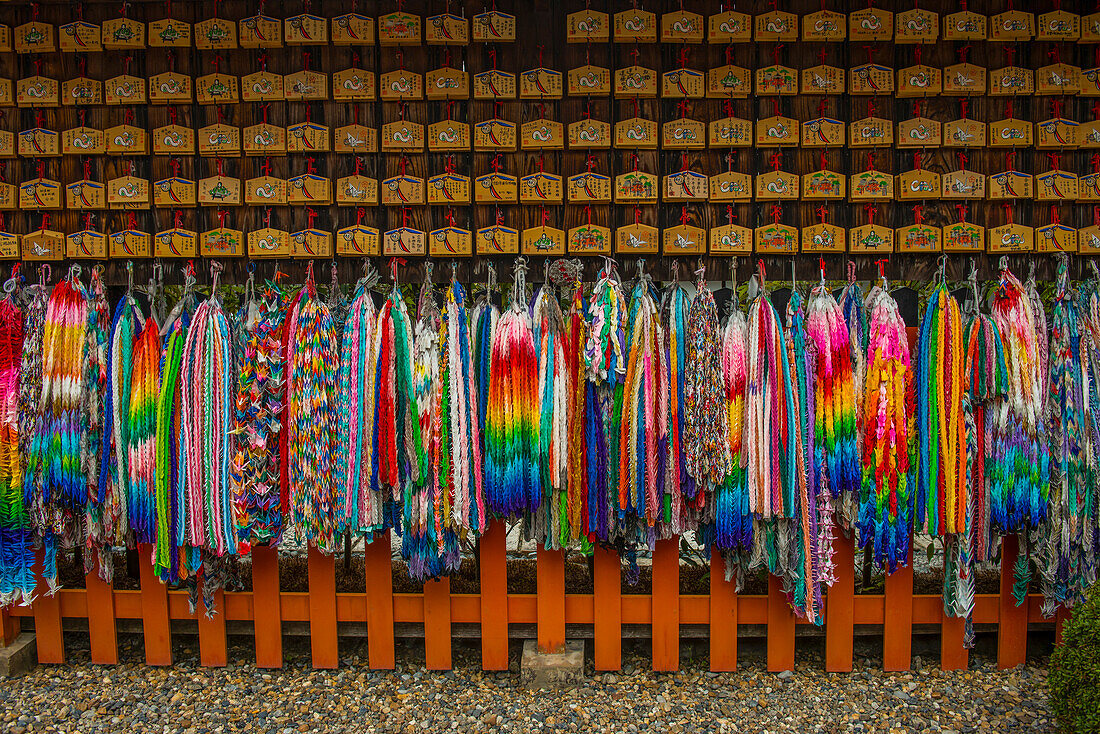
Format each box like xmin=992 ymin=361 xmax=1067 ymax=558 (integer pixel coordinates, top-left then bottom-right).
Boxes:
xmin=714 ymin=297 xmax=752 ymax=562
xmin=81 ymin=270 xmax=111 ymax=581
xmin=685 ymin=273 xmax=730 ymax=515
xmin=0 ymin=295 xmax=30 ymax=604
xmin=485 ymin=265 xmax=540 ymax=519
xmin=103 ymin=293 xmax=142 ymax=549
xmin=128 ymin=313 xmax=160 ymax=547
xmin=338 ymin=275 xmax=379 ymax=536
xmin=857 ymin=286 xmax=915 ymax=573
xmin=287 ymin=277 xmax=341 ymax=554
xmin=916 ymin=283 xmax=968 ymax=537
xmin=660 ymin=279 xmax=692 ymax=536
xmin=564 ymin=283 xmax=588 ymax=544
xmin=154 ymin=308 xmax=189 ymax=583
xmin=532 ymin=282 xmax=570 ymax=548
xmin=443 ymin=277 xmax=485 ymax=539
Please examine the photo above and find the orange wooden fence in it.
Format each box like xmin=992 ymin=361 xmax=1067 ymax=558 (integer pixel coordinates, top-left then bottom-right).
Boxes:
xmin=0 ymin=529 xmax=1064 ymax=673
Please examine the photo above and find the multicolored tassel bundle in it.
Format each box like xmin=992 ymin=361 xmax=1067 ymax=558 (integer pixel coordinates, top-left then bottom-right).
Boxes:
xmin=532 ymin=280 xmax=570 ymax=548
xmin=103 ymin=293 xmax=141 ymax=550
xmin=660 ymin=277 xmax=692 ymax=536
xmin=714 ymin=292 xmax=752 ymax=568
xmin=0 ymin=293 xmax=29 ymax=604
xmin=81 ymin=270 xmax=111 ymax=580
xmin=286 ymin=272 xmax=341 ymax=554
xmin=857 ymin=285 xmax=915 ymax=573
xmin=127 ymin=312 xmax=161 ymax=547
xmin=443 ymin=276 xmax=485 ymax=539
xmin=154 ymin=304 xmax=189 ymax=583
xmin=564 ymin=283 xmax=589 ymax=545
xmin=337 ymin=273 xmax=379 ymax=536
xmin=485 ymin=262 xmax=540 ymax=519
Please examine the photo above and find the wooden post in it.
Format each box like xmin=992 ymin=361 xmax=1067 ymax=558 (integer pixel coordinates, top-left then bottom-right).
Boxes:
xmin=940 ymin=613 xmax=969 ymax=671
xmin=478 ymin=521 xmax=509 ymax=670
xmin=364 ymin=532 xmax=395 ymax=669
xmin=0 ymin=606 xmax=17 ymax=647
xmin=423 ymin=577 xmax=452 ymax=670
xmin=592 ymin=544 xmax=621 ymax=671
xmin=85 ymin=558 xmax=118 ymax=665
xmin=536 ymin=546 xmax=566 ymax=653
xmin=251 ymin=545 xmax=282 ymax=668
xmin=883 ymin=550 xmax=914 ymax=672
xmin=137 ymin=543 xmax=172 ymax=666
xmin=709 ymin=548 xmax=737 ymax=671
xmin=825 ymin=534 xmax=855 ymax=672
xmin=32 ymin=549 xmax=63 ymax=664
xmin=997 ymin=534 xmax=1028 ymax=668
xmin=197 ymin=587 xmax=228 ymax=668
xmin=767 ymin=574 xmax=795 ymax=672
xmin=1055 ymin=606 xmax=1070 ymax=646
xmin=308 ymin=545 xmax=338 ymax=669
xmin=651 ymin=537 xmax=679 ymax=671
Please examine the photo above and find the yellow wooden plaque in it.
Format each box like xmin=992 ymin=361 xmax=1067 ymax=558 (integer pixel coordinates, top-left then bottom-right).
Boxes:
xmin=426 ymin=13 xmax=468 ymax=45
xmin=332 ymin=14 xmax=376 ymax=45
xmin=105 ymin=75 xmax=146 ymax=105
xmin=663 ymin=225 xmax=706 ymax=255
xmin=472 ymin=11 xmax=516 ymax=42
xmin=474 ymin=173 xmax=518 ymax=204
xmin=66 ymin=230 xmax=107 ymax=260
xmin=200 ymin=228 xmax=245 ymax=258
xmin=336 ymin=225 xmax=381 ymax=257
xmin=943 ymin=222 xmax=985 ymax=253
xmin=109 ymin=229 xmax=151 ymax=258
xmin=241 ymin=72 xmax=285 ymax=102
xmin=336 ymin=175 xmax=379 ymax=206
xmin=248 ymin=228 xmax=292 ymax=258
xmin=152 ymin=177 xmax=197 ymax=208
xmin=755 ymin=223 xmax=798 ymax=254
xmin=708 ymin=11 xmax=751 ymax=43
xmin=615 ymin=223 xmax=658 ymax=255
xmin=473 ymin=70 xmax=517 ymax=100
xmin=476 ymin=225 xmax=519 ymax=255
xmin=334 ymin=124 xmax=378 ymax=154
xmin=988 ymin=224 xmax=1034 ymax=253
xmin=239 ymin=15 xmax=283 ymax=48
xmin=291 ymin=228 xmax=334 ymax=258
xmin=333 ymin=68 xmax=376 ymax=101
xmin=1036 ymin=224 xmax=1077 ymax=253
xmin=244 ymin=176 xmax=287 ymax=206
xmin=287 ymin=174 xmax=332 ymax=205
xmin=568 ymin=119 xmax=611 ymax=149
xmin=66 ymin=180 xmax=106 ymax=210
xmin=431 ymin=227 xmax=474 ymax=257
xmin=154 ymin=229 xmax=198 ymax=258
xmin=567 ymin=224 xmax=611 ymax=255
xmin=849 ymin=224 xmax=894 ymax=254
xmin=709 ymin=224 xmax=753 ymax=255
xmin=896 ymin=224 xmax=941 ymax=253
xmin=195 ymin=18 xmax=238 ymax=49
xmin=427 ymin=174 xmax=470 ymax=206
xmin=148 ymin=18 xmax=189 ymax=48
xmin=520 ymin=226 xmax=565 ymax=257
xmin=802 ymin=223 xmax=846 ymax=253
xmin=243 ymin=123 xmax=286 ymax=156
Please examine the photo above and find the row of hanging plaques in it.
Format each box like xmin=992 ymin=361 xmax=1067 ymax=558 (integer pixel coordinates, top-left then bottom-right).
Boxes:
xmin=4 ymin=9 xmax=1100 ymax=50
xmin=2 ymin=216 xmax=1092 ymax=263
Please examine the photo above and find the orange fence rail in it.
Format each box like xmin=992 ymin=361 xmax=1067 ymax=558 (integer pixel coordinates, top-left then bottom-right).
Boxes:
xmin=1 ymin=526 xmax=1061 ymax=673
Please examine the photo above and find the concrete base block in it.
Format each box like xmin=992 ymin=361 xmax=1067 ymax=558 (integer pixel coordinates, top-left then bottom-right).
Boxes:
xmin=520 ymin=639 xmax=584 ymax=690
xmin=0 ymin=633 xmax=36 ymax=677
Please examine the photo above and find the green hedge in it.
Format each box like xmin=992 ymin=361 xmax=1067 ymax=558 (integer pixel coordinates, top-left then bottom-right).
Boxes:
xmin=1050 ymin=584 xmax=1100 ymax=733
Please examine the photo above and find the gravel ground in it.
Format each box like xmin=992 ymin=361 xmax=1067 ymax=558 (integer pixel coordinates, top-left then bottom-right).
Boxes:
xmin=0 ymin=635 xmax=1054 ymax=734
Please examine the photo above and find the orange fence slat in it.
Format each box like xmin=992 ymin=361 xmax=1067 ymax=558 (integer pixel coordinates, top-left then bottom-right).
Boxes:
xmin=941 ymin=612 xmax=968 ymax=671
xmin=308 ymin=546 xmax=338 ymax=669
xmin=651 ymin=538 xmax=679 ymax=672
xmin=252 ymin=545 xmax=282 ymax=668
xmin=197 ymin=587 xmax=228 ymax=668
xmin=998 ymin=535 xmax=1028 ymax=668
xmin=32 ymin=550 xmax=63 ymax=664
xmin=0 ymin=606 xmax=17 ymax=646
xmin=478 ymin=521 xmax=509 ymax=670
xmin=85 ymin=560 xmax=118 ymax=665
xmin=883 ymin=551 xmax=914 ymax=671
xmin=137 ymin=543 xmax=172 ymax=666
xmin=709 ymin=549 xmax=737 ymax=672
xmin=593 ymin=544 xmax=621 ymax=671
xmin=423 ymin=577 xmax=452 ymax=670
xmin=364 ymin=532 xmax=395 ymax=669
xmin=536 ymin=546 xmax=566 ymax=653
xmin=767 ymin=574 xmax=795 ymax=672
xmin=826 ymin=534 xmax=855 ymax=672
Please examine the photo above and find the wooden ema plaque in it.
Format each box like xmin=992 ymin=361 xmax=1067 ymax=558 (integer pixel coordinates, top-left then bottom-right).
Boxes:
xmin=285 ymin=14 xmax=329 ymax=45
xmin=17 ymin=76 xmax=59 ymax=107
xmin=521 ymin=226 xmax=565 ymax=257
xmin=803 ymin=10 xmax=845 ymax=41
xmin=19 ymin=128 xmax=59 ymax=157
xmin=991 ymin=10 xmax=1034 ymax=40
xmin=66 ymin=180 xmax=106 ymax=210
xmin=0 ymin=131 xmax=12 ymax=158
xmin=849 ymin=117 xmax=892 ymax=147
xmin=803 ymin=170 xmax=846 ymax=200
xmin=567 ymin=224 xmax=611 ymax=255
xmin=337 ymin=175 xmax=379 ymax=206
xmin=474 ymin=70 xmax=517 ymax=100
xmin=521 ymin=68 xmax=563 ymax=99
xmin=379 ymin=12 xmax=421 ymax=45
xmin=755 ymin=11 xmax=797 ymax=41
xmin=942 ymin=222 xmax=985 ymax=253
xmin=709 ymin=172 xmax=752 ymax=202
xmin=333 ymin=69 xmax=376 ymax=101
xmin=615 ymin=223 xmax=658 ymax=255
xmin=709 ymin=117 xmax=752 ymax=147
xmin=568 ymin=66 xmax=610 ymax=97
xmin=198 ymin=176 xmax=242 ymax=207
xmin=1037 ymin=64 xmax=1080 ymax=95
xmin=614 ymin=66 xmax=657 ymax=98
xmin=567 ymin=173 xmax=611 ymax=203
xmin=850 ymin=170 xmax=894 ymax=201
xmin=428 ymin=227 xmax=472 ymax=257
xmin=801 ymin=118 xmax=845 ymax=147
xmin=990 ymin=118 xmax=1033 ymax=147
xmin=708 ymin=65 xmax=751 ymax=97
xmin=988 ymin=223 xmax=1034 ymax=253
xmin=615 ymin=118 xmax=658 ymax=149
xmin=755 ymin=223 xmax=798 ymax=254
xmin=662 ymin=225 xmax=705 ymax=255
xmin=285 ymin=71 xmax=328 ymax=101
xmin=895 ymin=9 xmax=938 ymax=43
xmin=0 ymin=183 xmax=15 ymax=210
xmin=101 ymin=18 xmax=145 ymax=50
xmin=615 ymin=171 xmax=658 ymax=204
xmin=755 ymin=65 xmax=797 ymax=95
xmin=287 ymin=122 xmax=330 ymax=153
xmin=664 ymin=171 xmax=708 ymax=202
xmin=22 ymin=229 xmax=64 ymax=261
xmin=335 ymin=124 xmax=378 ymax=153
xmin=801 ymin=65 xmax=844 ymax=95
xmin=1080 ymin=173 xmax=1100 ymax=201
xmin=106 ymin=125 xmax=148 ymax=155
xmin=201 ymin=228 xmax=245 ymax=258
xmin=849 ymin=65 xmax=894 ymax=95
xmin=472 ymin=11 xmax=516 ymax=42
xmin=153 ymin=177 xmax=197 ymax=208
xmin=756 ymin=116 xmax=798 ymax=147
xmin=661 ymin=10 xmax=704 ymax=43
xmin=521 ymin=120 xmax=564 ymax=150
xmin=1035 ymin=171 xmax=1079 ymax=201
xmin=426 ymin=67 xmax=470 ymax=100
xmin=196 ymin=73 xmax=240 ymax=105
xmin=62 ymin=77 xmax=103 ymax=106
xmin=897 ymin=65 xmax=942 ymax=97
xmin=148 ymin=18 xmax=190 ymax=48
xmin=244 ymin=123 xmax=285 ymax=155
xmin=475 ymin=173 xmax=518 ymax=204
xmin=566 ymin=10 xmax=609 ymax=43
xmin=382 ymin=175 xmax=425 ymax=206
xmin=19 ymin=178 xmax=61 ymax=210
xmin=944 ymin=11 xmax=987 ymax=40
xmin=989 ymin=171 xmax=1034 ymax=200
xmin=1036 ymin=224 xmax=1077 ymax=254
xmin=149 ymin=72 xmax=192 ymax=104
xmin=709 ymin=224 xmax=752 ymax=255
xmin=107 ymin=176 xmax=151 ymax=209
xmin=336 ymin=225 xmax=381 ymax=257
xmin=248 ymin=227 xmax=292 ymax=258
xmin=898 ymin=117 xmax=942 ymax=147
xmin=476 ymin=225 xmax=519 ymax=255
xmin=242 ymin=71 xmax=284 ymax=101
xmin=245 ymin=176 xmax=288 ymax=206
xmin=1038 ymin=10 xmax=1080 ymax=40
xmin=896 ymin=224 xmax=941 ymax=253
xmin=802 ymin=223 xmax=846 ymax=253
xmin=520 ymin=173 xmax=564 ymax=205
xmin=941 ymin=170 xmax=985 ymax=199
xmin=850 ymin=8 xmax=893 ymax=41
xmin=708 ymin=11 xmax=751 ymax=43
xmin=614 ymin=9 xmax=657 ymax=43
xmin=1080 ymin=226 xmax=1100 ymax=254
xmin=897 ymin=170 xmax=941 ymax=200
xmin=661 ymin=68 xmax=705 ymax=98
xmin=194 ymin=18 xmax=237 ymax=49
xmin=61 ymin=20 xmax=103 ymax=51
xmin=1037 ymin=119 xmax=1078 ymax=149
xmin=239 ymin=15 xmax=282 ymax=47
xmin=109 ymin=230 xmax=152 ymax=259
xmin=0 ymin=80 xmax=12 ymax=107
xmin=291 ymin=228 xmax=334 ymax=258
xmin=662 ymin=118 xmax=705 ymax=149
xmin=427 ymin=174 xmax=470 ymax=206
xmin=332 ymin=14 xmax=376 ymax=45
xmin=65 ymin=230 xmax=107 ymax=259
xmin=849 ymin=224 xmax=894 ymax=254
xmin=568 ymin=119 xmax=611 ymax=149
xmin=199 ymin=123 xmax=241 ymax=157
xmin=756 ymin=171 xmax=799 ymax=200
xmin=989 ymin=66 xmax=1035 ymax=96
xmin=473 ymin=119 xmax=516 ymax=151
xmin=381 ymin=121 xmax=425 ymax=152
xmin=943 ymin=64 xmax=986 ymax=96
xmin=287 ymin=174 xmax=332 ymax=205
xmin=155 ymin=124 xmax=196 ymax=155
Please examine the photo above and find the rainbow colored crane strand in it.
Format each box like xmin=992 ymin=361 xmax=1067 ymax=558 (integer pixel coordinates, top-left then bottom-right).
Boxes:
xmin=338 ymin=274 xmax=379 ymax=535
xmin=81 ymin=270 xmax=111 ymax=580
xmin=564 ymin=283 xmax=588 ymax=544
xmin=715 ymin=295 xmax=752 ymax=567
xmin=287 ymin=277 xmax=340 ymax=554
xmin=485 ymin=262 xmax=540 ymax=519
xmin=443 ymin=277 xmax=485 ymax=538
xmin=533 ymin=281 xmax=570 ymax=548
xmin=127 ymin=313 xmax=160 ymax=547
xmin=103 ymin=293 xmax=141 ymax=548
xmin=857 ymin=285 xmax=914 ymax=573
xmin=0 ymin=294 xmax=30 ymax=604
xmin=916 ymin=283 xmax=967 ymax=536
xmin=154 ymin=309 xmax=189 ymax=583
xmin=991 ymin=264 xmax=1050 ymax=533
xmin=660 ymin=278 xmax=692 ymax=535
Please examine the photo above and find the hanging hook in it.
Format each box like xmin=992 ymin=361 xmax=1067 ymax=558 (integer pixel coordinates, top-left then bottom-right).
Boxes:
xmin=756 ymin=258 xmax=766 ymax=295
xmin=818 ymin=256 xmax=826 ymax=288
xmin=847 ymin=260 xmax=856 ymax=286
xmin=126 ymin=260 xmax=134 ymax=295
xmin=875 ymin=259 xmax=888 ymax=290
xmin=451 ymin=259 xmax=459 ymax=282
xmin=512 ymin=256 xmax=529 ymax=306
xmin=938 ymin=254 xmax=948 ymax=285
xmin=210 ymin=260 xmax=223 ymax=295
xmin=968 ymin=257 xmax=980 ymax=313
